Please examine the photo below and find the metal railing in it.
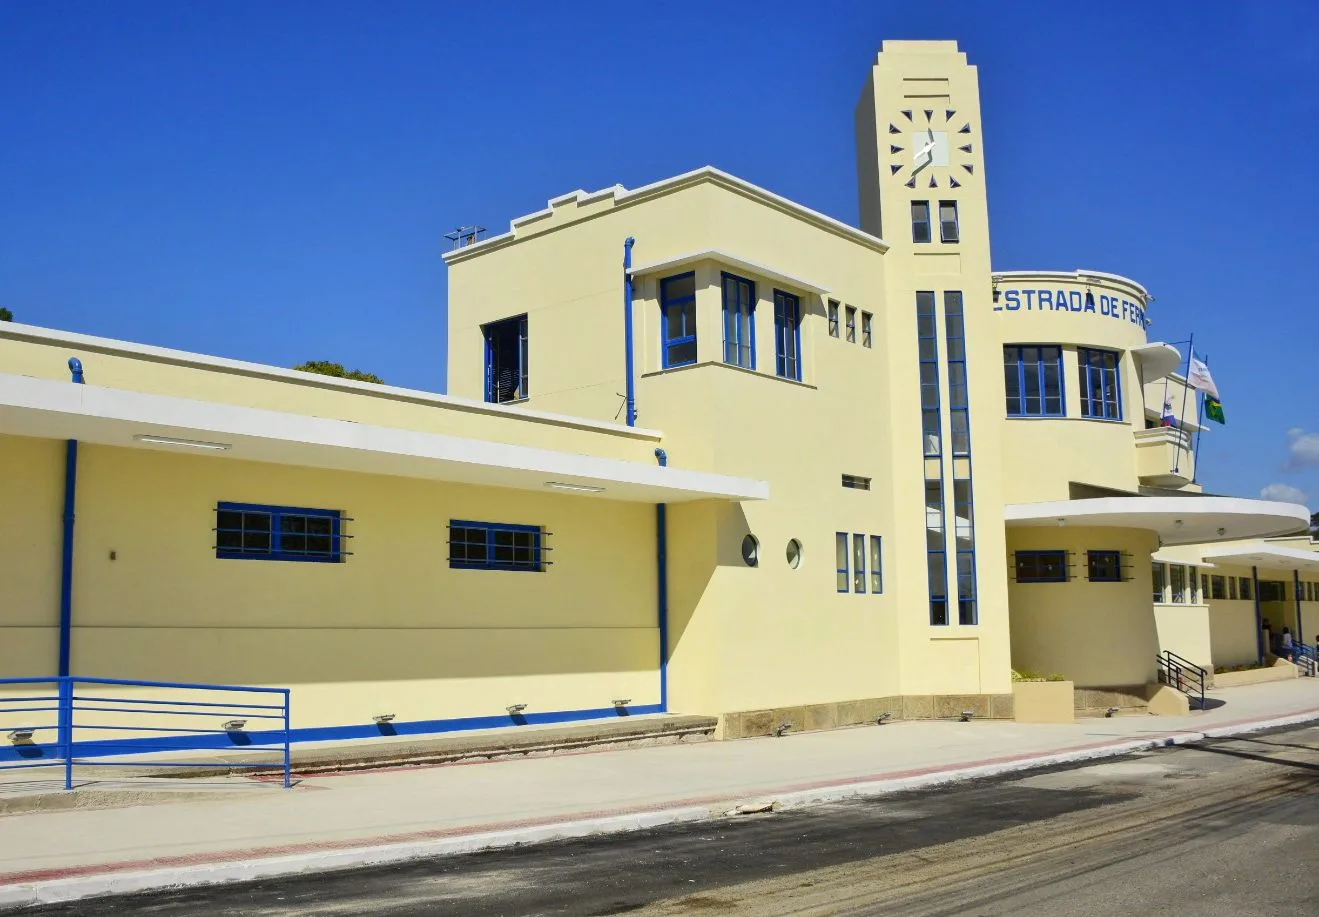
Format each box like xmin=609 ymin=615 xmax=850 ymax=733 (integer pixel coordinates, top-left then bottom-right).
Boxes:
xmin=0 ymin=676 xmax=291 ymax=790
xmin=1289 ymin=641 xmax=1317 ymax=677
xmin=1156 ymin=650 xmax=1207 ymax=710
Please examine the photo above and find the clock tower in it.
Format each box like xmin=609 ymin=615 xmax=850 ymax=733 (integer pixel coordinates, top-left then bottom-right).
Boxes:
xmin=855 ymin=41 xmax=1010 ymax=699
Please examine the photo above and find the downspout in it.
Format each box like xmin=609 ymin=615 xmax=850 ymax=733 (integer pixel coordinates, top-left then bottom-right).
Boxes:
xmin=654 ymin=448 xmax=668 ymax=712
xmin=624 ymin=237 xmax=637 ymax=427
xmin=1294 ymin=569 xmax=1305 ymax=656
xmin=1252 ymin=565 xmax=1264 ymax=665
xmin=60 ymin=358 xmax=84 ymax=678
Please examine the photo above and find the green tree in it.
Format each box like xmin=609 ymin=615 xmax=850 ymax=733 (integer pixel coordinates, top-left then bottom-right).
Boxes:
xmin=292 ymin=360 xmax=385 ymax=384
xmin=0 ymin=307 xmax=12 ymax=321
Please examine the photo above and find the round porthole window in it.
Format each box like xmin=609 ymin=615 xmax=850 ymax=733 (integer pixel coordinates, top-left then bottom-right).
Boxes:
xmin=786 ymin=539 xmax=803 ymax=569
xmin=741 ymin=534 xmax=760 ymax=567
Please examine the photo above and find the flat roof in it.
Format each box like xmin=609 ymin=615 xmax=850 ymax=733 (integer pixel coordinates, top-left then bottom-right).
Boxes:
xmin=1200 ymin=544 xmax=1319 ymax=574
xmin=1005 ymin=496 xmax=1310 ymax=546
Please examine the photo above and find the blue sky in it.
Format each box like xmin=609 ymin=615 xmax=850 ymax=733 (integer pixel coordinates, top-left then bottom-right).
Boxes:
xmin=2 ymin=1 xmax=1316 ymax=509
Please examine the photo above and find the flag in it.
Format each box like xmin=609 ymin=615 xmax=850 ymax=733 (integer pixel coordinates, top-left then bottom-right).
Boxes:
xmin=1187 ymin=356 xmax=1219 ymax=399
xmin=1204 ymin=395 xmax=1226 ymax=425
xmin=1161 ymin=401 xmax=1178 ymax=427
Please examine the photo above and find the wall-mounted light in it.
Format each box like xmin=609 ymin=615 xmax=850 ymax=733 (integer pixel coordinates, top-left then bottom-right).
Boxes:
xmin=960 ymin=710 xmax=976 ymax=722
xmin=544 ymin=481 xmax=605 ymax=494
xmin=1056 ymin=518 xmax=1066 ymax=527
xmin=8 ymin=728 xmax=35 ymax=743
xmin=506 ymin=703 xmax=528 ymax=715
xmin=372 ymin=714 xmax=396 ymax=724
xmin=774 ymin=723 xmax=793 ymax=737
xmin=1217 ymin=528 xmax=1226 ymax=537
xmin=612 ymin=699 xmax=631 ymax=708
xmin=1105 ymin=706 xmax=1120 ymax=718
xmin=222 ymin=719 xmax=247 ymax=732
xmin=1174 ymin=520 xmax=1185 ymax=529
xmin=134 ymin=434 xmax=231 ymax=451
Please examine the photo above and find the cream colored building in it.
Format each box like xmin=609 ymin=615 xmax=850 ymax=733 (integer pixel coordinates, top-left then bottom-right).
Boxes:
xmin=0 ymin=41 xmax=1312 ymax=753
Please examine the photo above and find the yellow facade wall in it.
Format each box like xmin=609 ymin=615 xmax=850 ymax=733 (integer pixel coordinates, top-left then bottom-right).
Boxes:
xmin=1152 ymin=604 xmax=1212 ymax=672
xmin=0 ymin=434 xmax=64 ymax=677
xmin=1007 ymin=526 xmax=1160 ymax=687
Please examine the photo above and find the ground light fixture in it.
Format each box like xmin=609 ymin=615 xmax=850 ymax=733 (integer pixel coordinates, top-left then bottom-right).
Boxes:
xmin=774 ymin=723 xmax=793 ymax=737
xmin=506 ymin=703 xmax=528 ymax=715
xmin=544 ymin=481 xmax=605 ymax=493
xmin=134 ymin=434 xmax=231 ymax=451
xmin=372 ymin=713 xmax=396 ymax=724
xmin=960 ymin=710 xmax=975 ymax=722
xmin=8 ymin=728 xmax=35 ymax=743
xmin=221 ymin=719 xmax=247 ymax=732
xmin=1105 ymin=706 xmax=1121 ymax=717
xmin=875 ymin=712 xmax=892 ymax=725
xmin=612 ymin=699 xmax=631 ymax=708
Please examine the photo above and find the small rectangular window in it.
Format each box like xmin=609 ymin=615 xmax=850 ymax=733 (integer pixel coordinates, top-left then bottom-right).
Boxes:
xmin=449 ymin=520 xmax=544 ymax=572
xmin=1016 ymin=550 xmax=1068 ymax=584
xmin=827 ymin=300 xmax=840 ymax=338
xmin=1210 ymin=575 xmax=1226 ymax=600
xmin=1260 ymin=580 xmax=1286 ymax=603
xmin=1171 ymin=564 xmax=1187 ymax=603
xmin=773 ymin=289 xmax=801 ymax=381
xmin=841 ymin=474 xmax=872 ymax=490
xmin=1078 ymin=348 xmax=1122 ymax=420
xmin=938 ymin=201 xmax=959 ymax=243
xmin=216 ymin=502 xmax=345 ymax=563
xmin=482 ymin=314 xmax=529 ymax=404
xmin=1004 ymin=345 xmax=1064 ymax=417
xmin=1201 ymin=573 xmax=1209 ymax=598
xmin=861 ymin=312 xmax=873 ymax=348
xmin=722 ymin=272 xmax=756 ymax=369
xmin=1087 ymin=550 xmax=1122 ymax=582
xmin=835 ymin=532 xmax=849 ymax=593
xmin=1190 ymin=566 xmax=1199 ymax=602
xmin=911 ymin=201 xmax=932 ymax=244
xmin=845 ymin=306 xmax=857 ymax=343
xmin=1229 ymin=576 xmax=1238 ymax=600
xmin=1153 ymin=562 xmax=1166 ymax=602
xmin=870 ymin=536 xmax=883 ymax=594
xmin=661 ymin=273 xmax=698 ymax=368
xmin=853 ymin=534 xmax=866 ymax=594
xmin=1240 ymin=577 xmax=1252 ymax=601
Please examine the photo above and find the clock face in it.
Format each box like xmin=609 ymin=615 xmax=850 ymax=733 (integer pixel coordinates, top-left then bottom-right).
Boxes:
xmin=887 ymin=107 xmax=976 ymax=189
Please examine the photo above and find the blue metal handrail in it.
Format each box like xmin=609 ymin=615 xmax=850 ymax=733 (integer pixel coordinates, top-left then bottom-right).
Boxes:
xmin=0 ymin=676 xmax=291 ymax=790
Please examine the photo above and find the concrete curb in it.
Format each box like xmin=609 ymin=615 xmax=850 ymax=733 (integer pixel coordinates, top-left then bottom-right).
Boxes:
xmin=2 ymin=708 xmax=1317 ymax=910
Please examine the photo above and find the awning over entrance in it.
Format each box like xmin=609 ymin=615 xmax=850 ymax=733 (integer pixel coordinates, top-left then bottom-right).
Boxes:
xmin=1005 ymin=496 xmax=1309 ymax=546
xmin=0 ymin=373 xmax=770 ymax=504
xmin=1130 ymin=342 xmax=1183 ymax=383
xmin=1200 ymin=544 xmax=1319 ymax=574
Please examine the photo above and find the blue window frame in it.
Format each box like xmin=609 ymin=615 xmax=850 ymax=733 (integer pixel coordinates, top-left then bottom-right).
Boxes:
xmin=835 ymin=532 xmax=849 ymax=593
xmin=660 ymin=273 xmax=697 ymax=368
xmin=449 ymin=520 xmax=544 ymax=572
xmin=869 ymin=535 xmax=883 ymax=594
xmin=1087 ymin=550 xmax=1123 ymax=582
xmin=1015 ymin=550 xmax=1069 ymax=583
xmin=773 ymin=290 xmax=802 ymax=380
xmin=918 ymin=292 xmax=942 ymax=456
xmin=944 ymin=292 xmax=970 ymax=456
xmin=953 ymin=479 xmax=977 ymax=624
xmin=852 ymin=533 xmax=867 ymax=594
xmin=483 ymin=314 xmax=528 ymax=404
xmin=216 ymin=502 xmax=345 ymax=563
xmin=926 ymin=479 xmax=948 ymax=624
xmin=722 ymin=272 xmax=756 ymax=369
xmin=1078 ymin=348 xmax=1122 ymax=420
xmin=1004 ymin=345 xmax=1064 ymax=417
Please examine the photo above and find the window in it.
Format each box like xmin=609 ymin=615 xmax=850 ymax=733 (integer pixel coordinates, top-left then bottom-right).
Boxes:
xmin=1017 ymin=550 xmax=1068 ymax=584
xmin=1153 ymin=562 xmax=1167 ymax=602
xmin=953 ymin=479 xmax=976 ymax=624
xmin=722 ymin=273 xmax=755 ymax=369
xmin=918 ymin=293 xmax=941 ymax=456
xmin=841 ymin=474 xmax=871 ymax=490
xmin=482 ymin=314 xmax=528 ymax=404
xmin=944 ymin=292 xmax=969 ymax=456
xmin=869 ymin=536 xmax=883 ymax=594
xmin=1078 ymin=348 xmax=1122 ymax=420
xmin=741 ymin=534 xmax=759 ymax=567
xmin=1004 ymin=345 xmax=1064 ymax=417
xmin=845 ymin=306 xmax=857 ymax=343
xmin=911 ymin=201 xmax=932 ymax=243
xmin=1171 ymin=565 xmax=1187 ymax=603
xmin=861 ymin=311 xmax=873 ymax=348
xmin=1201 ymin=573 xmax=1209 ymax=598
xmin=853 ymin=534 xmax=866 ymax=594
xmin=1210 ymin=575 xmax=1226 ymax=600
xmin=1240 ymin=577 xmax=1252 ymax=601
xmin=773 ymin=290 xmax=802 ymax=380
xmin=1088 ymin=550 xmax=1122 ymax=582
xmin=786 ymin=539 xmax=802 ymax=569
xmin=660 ymin=273 xmax=698 ymax=368
xmin=927 ymin=480 xmax=948 ymax=623
xmin=1229 ymin=576 xmax=1238 ymax=600
xmin=449 ymin=520 xmax=543 ymax=572
xmin=835 ymin=532 xmax=849 ymax=593
xmin=938 ymin=201 xmax=959 ymax=243
xmin=1260 ymin=580 xmax=1286 ymax=603
xmin=828 ymin=300 xmax=840 ymax=338
xmin=216 ymin=502 xmax=344 ymax=563
xmin=1190 ymin=566 xmax=1199 ymax=602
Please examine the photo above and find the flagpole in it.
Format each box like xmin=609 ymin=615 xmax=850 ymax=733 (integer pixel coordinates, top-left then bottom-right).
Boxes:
xmin=1192 ymin=354 xmax=1208 ymax=484
xmin=1172 ymin=333 xmax=1194 ymax=475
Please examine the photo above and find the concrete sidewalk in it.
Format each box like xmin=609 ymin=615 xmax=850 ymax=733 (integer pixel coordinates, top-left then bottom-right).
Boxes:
xmin=2 ymin=679 xmax=1318 ymax=909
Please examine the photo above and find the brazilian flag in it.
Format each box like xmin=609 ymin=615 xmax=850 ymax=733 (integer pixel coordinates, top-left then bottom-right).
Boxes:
xmin=1204 ymin=395 xmax=1225 ymax=425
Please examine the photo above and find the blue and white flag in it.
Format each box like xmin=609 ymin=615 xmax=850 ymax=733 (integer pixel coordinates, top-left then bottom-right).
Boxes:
xmin=1161 ymin=401 xmax=1178 ymax=428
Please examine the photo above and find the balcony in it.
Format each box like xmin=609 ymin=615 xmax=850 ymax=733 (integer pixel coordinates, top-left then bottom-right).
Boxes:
xmin=1135 ymin=427 xmax=1194 ymax=488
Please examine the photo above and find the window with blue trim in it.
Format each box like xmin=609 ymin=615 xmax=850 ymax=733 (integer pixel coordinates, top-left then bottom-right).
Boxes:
xmin=722 ymin=273 xmax=755 ymax=368
xmin=1004 ymin=345 xmax=1063 ymax=417
xmin=1015 ymin=550 xmax=1069 ymax=583
xmin=918 ymin=292 xmax=941 ymax=456
xmin=836 ymin=532 xmax=884 ymax=595
xmin=953 ymin=479 xmax=977 ymax=624
xmin=660 ymin=273 xmax=697 ymax=368
xmin=1078 ymin=348 xmax=1122 ymax=420
xmin=944 ymin=292 xmax=970 ymax=456
xmin=773 ymin=290 xmax=802 ymax=380
xmin=869 ymin=535 xmax=883 ymax=594
xmin=449 ymin=520 xmax=544 ymax=572
xmin=835 ymin=532 xmax=849 ymax=593
xmin=216 ymin=502 xmax=345 ymax=563
xmin=483 ymin=314 xmax=528 ymax=404
xmin=1087 ymin=550 xmax=1123 ymax=582
xmin=926 ymin=480 xmax=948 ymax=624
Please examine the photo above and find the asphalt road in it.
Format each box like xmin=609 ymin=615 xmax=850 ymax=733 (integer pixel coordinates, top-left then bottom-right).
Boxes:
xmin=22 ymin=724 xmax=1319 ymax=916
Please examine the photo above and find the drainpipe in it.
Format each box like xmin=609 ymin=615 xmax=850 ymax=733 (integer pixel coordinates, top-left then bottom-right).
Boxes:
xmin=1294 ymin=569 xmax=1305 ymax=657
xmin=1252 ymin=565 xmax=1264 ymax=665
xmin=654 ymin=448 xmax=668 ymax=711
xmin=59 ymin=358 xmax=84 ymax=678
xmin=624 ymin=238 xmax=637 ymax=427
